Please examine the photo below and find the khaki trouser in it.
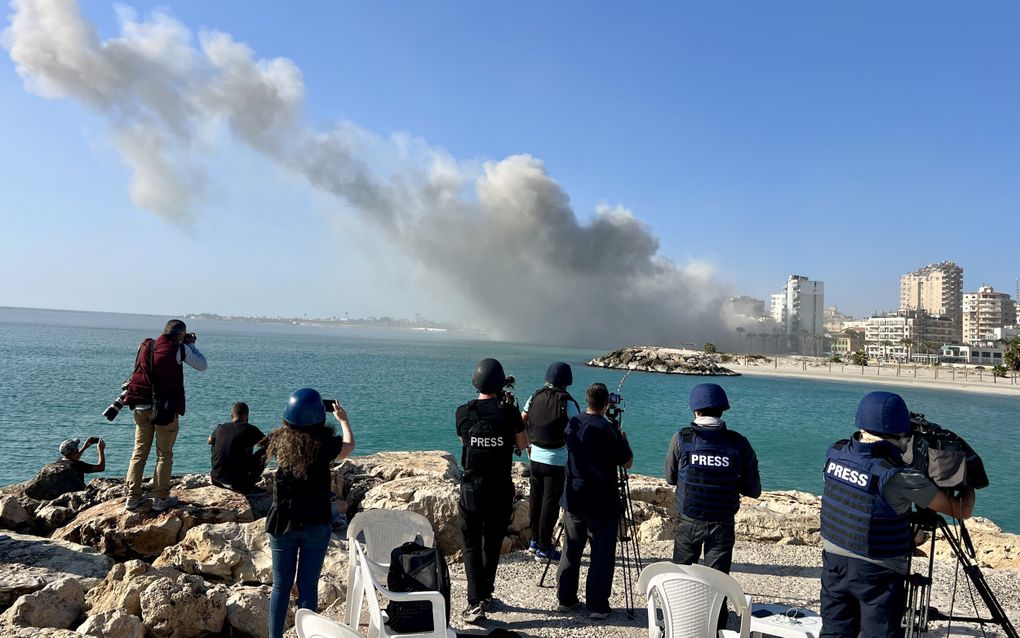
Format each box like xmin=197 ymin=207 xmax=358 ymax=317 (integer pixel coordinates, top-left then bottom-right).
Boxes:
xmin=125 ymin=409 xmax=180 ymax=499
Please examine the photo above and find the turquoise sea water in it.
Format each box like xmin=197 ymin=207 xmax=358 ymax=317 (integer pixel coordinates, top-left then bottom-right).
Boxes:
xmin=2 ymin=306 xmax=1018 ymax=532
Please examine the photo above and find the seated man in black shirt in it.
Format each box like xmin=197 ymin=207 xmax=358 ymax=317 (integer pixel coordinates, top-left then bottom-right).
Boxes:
xmin=209 ymin=402 xmax=268 ymax=494
xmin=59 ymin=436 xmax=106 ymax=482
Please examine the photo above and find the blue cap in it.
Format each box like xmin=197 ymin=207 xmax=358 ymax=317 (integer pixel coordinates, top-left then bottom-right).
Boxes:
xmin=689 ymin=383 xmax=730 ymax=412
xmin=284 ymin=387 xmax=326 ymax=428
xmin=545 ymin=362 xmax=573 ymax=387
xmin=855 ymin=391 xmax=910 ymax=435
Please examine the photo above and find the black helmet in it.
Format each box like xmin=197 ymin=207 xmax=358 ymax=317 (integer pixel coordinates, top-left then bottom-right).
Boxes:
xmin=545 ymin=361 xmax=573 ymax=387
xmin=472 ymin=358 xmax=506 ymax=394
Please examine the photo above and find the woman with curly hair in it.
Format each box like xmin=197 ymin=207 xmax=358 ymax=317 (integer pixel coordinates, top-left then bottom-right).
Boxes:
xmin=265 ymin=387 xmax=355 ymax=638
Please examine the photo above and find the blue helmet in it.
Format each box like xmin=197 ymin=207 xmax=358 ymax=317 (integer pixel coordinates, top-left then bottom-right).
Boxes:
xmin=689 ymin=383 xmax=730 ymax=412
xmin=855 ymin=391 xmax=910 ymax=436
xmin=545 ymin=361 xmax=573 ymax=387
xmin=284 ymin=387 xmax=326 ymax=428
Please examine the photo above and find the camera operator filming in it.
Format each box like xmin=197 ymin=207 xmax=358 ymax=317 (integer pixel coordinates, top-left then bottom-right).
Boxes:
xmin=455 ymin=358 xmax=528 ymax=624
xmin=820 ymin=391 xmax=975 ymax=638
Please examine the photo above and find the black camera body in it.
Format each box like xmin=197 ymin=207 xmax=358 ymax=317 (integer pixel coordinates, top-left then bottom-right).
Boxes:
xmin=606 ymin=392 xmax=624 ymax=426
xmin=499 ymin=375 xmax=517 ymax=408
xmin=904 ymin=412 xmax=989 ymax=491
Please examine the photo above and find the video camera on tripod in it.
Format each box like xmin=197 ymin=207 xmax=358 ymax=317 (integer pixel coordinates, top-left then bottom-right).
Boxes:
xmin=900 ymin=413 xmax=1014 ymax=638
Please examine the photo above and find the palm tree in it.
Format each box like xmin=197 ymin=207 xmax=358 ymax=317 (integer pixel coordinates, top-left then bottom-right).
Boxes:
xmin=899 ymin=338 xmax=913 ymax=363
xmin=735 ymin=327 xmax=745 ymax=351
xmin=880 ymin=340 xmax=894 ymax=362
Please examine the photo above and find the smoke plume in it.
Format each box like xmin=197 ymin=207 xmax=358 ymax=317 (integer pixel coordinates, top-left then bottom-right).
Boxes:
xmin=4 ymin=0 xmax=737 ymax=347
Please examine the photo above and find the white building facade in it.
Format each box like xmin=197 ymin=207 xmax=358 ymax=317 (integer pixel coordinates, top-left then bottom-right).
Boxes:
xmin=776 ymin=275 xmax=824 ymax=354
xmin=962 ymin=285 xmax=1017 ymax=344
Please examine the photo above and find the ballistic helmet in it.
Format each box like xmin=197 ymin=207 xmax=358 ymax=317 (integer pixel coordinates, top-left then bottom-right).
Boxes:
xmin=284 ymin=387 xmax=326 ymax=428
xmin=472 ymin=358 xmax=506 ymax=394
xmin=59 ymin=438 xmax=81 ymax=457
xmin=545 ymin=361 xmax=573 ymax=387
xmin=689 ymin=383 xmax=730 ymax=412
xmin=855 ymin=391 xmax=910 ymax=436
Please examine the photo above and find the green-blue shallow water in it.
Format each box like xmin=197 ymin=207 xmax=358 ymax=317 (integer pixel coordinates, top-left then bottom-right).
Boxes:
xmin=2 ymin=307 xmax=1017 ymax=532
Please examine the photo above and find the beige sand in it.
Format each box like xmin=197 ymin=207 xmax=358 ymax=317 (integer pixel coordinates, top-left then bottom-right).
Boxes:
xmin=726 ymin=355 xmax=1020 ymax=398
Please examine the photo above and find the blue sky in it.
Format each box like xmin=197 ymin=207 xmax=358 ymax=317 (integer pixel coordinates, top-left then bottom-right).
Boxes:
xmin=1 ymin=1 xmax=1018 ymax=330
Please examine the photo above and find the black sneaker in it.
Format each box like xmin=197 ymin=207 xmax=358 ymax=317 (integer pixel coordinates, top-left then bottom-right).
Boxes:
xmin=461 ymin=603 xmax=485 ymax=624
xmin=480 ymin=597 xmax=493 ymax=612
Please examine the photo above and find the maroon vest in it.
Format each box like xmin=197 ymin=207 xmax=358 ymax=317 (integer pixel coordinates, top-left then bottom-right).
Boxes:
xmin=123 ymin=335 xmax=186 ymax=415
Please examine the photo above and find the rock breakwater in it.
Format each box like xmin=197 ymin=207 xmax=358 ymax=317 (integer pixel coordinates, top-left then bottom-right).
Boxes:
xmin=1 ymin=450 xmax=1017 ymax=636
xmin=588 ymin=346 xmax=740 ymax=376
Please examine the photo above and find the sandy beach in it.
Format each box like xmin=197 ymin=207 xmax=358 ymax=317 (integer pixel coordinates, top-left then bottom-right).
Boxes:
xmin=726 ymin=355 xmax=1020 ymax=398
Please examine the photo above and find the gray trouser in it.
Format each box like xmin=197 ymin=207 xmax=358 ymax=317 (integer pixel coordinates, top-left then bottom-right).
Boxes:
xmin=671 ymin=513 xmax=735 ymax=573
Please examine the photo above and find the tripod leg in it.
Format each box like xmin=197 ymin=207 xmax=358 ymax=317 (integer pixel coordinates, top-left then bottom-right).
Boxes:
xmin=538 ymin=523 xmax=564 ymax=587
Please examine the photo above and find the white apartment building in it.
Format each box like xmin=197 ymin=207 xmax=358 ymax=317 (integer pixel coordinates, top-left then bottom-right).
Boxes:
xmin=962 ymin=285 xmax=1018 ymax=344
xmin=864 ymin=310 xmax=955 ymax=362
xmin=776 ymin=275 xmax=824 ymax=354
xmin=770 ymin=293 xmax=786 ymax=325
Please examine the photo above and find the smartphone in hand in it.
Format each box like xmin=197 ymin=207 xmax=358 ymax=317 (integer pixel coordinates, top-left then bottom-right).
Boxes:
xmin=323 ymin=399 xmax=337 ymax=413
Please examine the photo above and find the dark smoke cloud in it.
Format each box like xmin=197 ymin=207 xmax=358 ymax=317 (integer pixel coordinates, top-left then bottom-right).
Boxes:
xmin=4 ymin=0 xmax=739 ymax=347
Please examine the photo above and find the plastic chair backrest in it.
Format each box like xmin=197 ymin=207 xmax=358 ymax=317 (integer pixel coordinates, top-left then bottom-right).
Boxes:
xmin=350 ymin=509 xmax=436 ymax=564
xmin=641 ymin=562 xmax=751 ymax=638
xmin=354 ymin=540 xmax=451 ymax=638
xmin=344 ymin=509 xmax=436 ymax=627
xmin=295 ymin=608 xmax=367 ymax=638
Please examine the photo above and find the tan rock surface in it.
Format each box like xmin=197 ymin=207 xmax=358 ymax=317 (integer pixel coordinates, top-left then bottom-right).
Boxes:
xmin=139 ymin=573 xmax=228 ymax=638
xmin=76 ymin=608 xmax=145 ymax=638
xmin=0 ymin=532 xmax=112 ymax=610
xmin=0 ymin=577 xmax=84 ymax=629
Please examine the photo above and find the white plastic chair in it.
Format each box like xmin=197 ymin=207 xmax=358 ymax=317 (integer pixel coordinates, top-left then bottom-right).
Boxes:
xmin=355 ymin=540 xmax=455 ymax=638
xmin=295 ymin=608 xmax=367 ymax=638
xmin=638 ymin=561 xmax=752 ymax=638
xmin=344 ymin=509 xmax=437 ymax=629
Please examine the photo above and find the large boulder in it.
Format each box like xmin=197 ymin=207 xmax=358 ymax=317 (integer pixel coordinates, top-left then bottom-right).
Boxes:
xmin=0 ymin=532 xmax=112 ymax=611
xmin=225 ymin=586 xmax=272 ymax=638
xmin=734 ymin=490 xmax=822 ymax=545
xmin=76 ymin=608 xmax=145 ymax=638
xmin=22 ymin=463 xmax=85 ymax=501
xmin=0 ymin=577 xmax=84 ymax=629
xmin=154 ymin=520 xmax=273 ymax=584
xmin=139 ymin=573 xmax=228 ymax=638
xmin=85 ymin=560 xmax=176 ymax=617
xmin=931 ymin=517 xmax=1020 ymax=570
xmin=0 ymin=495 xmax=30 ymax=530
xmin=360 ymin=474 xmax=461 ymax=558
xmin=53 ymin=485 xmax=264 ymax=560
xmin=155 ymin=520 xmax=349 ymax=610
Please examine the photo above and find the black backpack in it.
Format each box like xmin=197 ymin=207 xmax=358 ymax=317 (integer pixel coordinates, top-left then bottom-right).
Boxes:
xmin=386 ymin=541 xmax=451 ymax=633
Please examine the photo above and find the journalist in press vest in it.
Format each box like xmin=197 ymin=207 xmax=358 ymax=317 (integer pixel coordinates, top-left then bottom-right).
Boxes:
xmin=665 ymin=383 xmax=760 ymax=574
xmin=455 ymin=358 xmax=528 ymax=624
xmin=122 ymin=319 xmax=208 ymax=512
xmin=522 ymin=361 xmax=579 ymax=562
xmin=819 ymin=391 xmax=975 ymax=638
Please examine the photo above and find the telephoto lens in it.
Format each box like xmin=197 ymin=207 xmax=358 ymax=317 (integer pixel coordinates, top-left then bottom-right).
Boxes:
xmin=103 ymin=399 xmax=123 ymax=421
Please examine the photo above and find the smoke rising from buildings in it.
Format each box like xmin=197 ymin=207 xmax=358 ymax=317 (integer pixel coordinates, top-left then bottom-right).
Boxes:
xmin=5 ymin=0 xmax=737 ymax=347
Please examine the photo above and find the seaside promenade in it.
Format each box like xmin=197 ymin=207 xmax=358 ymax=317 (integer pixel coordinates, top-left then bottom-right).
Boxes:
xmin=728 ymin=355 xmax=1020 ymax=397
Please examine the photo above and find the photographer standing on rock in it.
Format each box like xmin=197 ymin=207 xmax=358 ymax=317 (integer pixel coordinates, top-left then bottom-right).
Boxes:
xmin=522 ymin=361 xmax=579 ymax=562
xmin=820 ymin=391 xmax=975 ymax=638
xmin=123 ymin=319 xmax=208 ymax=512
xmin=456 ymin=358 xmax=528 ymax=624
xmin=557 ymin=382 xmax=633 ymax=621
xmin=665 ymin=383 xmax=760 ymax=573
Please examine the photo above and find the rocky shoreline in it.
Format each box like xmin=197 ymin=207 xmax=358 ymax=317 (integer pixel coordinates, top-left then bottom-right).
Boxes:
xmin=587 ymin=346 xmax=740 ymax=376
xmin=2 ymin=451 xmax=1018 ymax=636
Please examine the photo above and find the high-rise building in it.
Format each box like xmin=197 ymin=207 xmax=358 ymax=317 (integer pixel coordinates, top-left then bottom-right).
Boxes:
xmin=775 ymin=275 xmax=824 ymax=354
xmin=864 ymin=310 xmax=955 ymax=362
xmin=899 ymin=261 xmax=963 ymax=341
xmin=962 ymin=285 xmax=1017 ymax=344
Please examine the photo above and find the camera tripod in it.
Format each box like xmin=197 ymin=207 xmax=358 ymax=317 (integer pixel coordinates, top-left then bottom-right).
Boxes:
xmin=904 ymin=509 xmax=1017 ymax=638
